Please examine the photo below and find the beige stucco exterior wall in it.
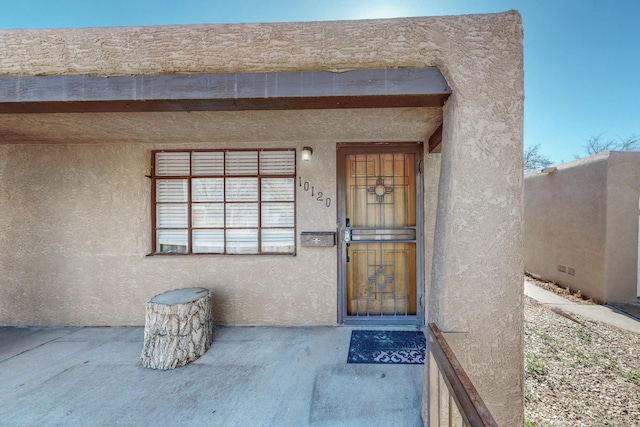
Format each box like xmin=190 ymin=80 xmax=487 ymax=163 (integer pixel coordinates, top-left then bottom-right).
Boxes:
xmin=525 ymin=155 xmax=609 ymax=300
xmin=426 ymin=25 xmax=524 ymax=427
xmin=422 ymin=153 xmax=441 ymax=322
xmin=525 ymin=151 xmax=640 ymax=303
xmin=0 ymin=106 xmax=441 ymax=326
xmin=606 ymin=153 xmax=640 ymax=301
xmin=0 ymin=126 xmax=441 ymax=326
xmin=0 ymin=140 xmax=337 ymax=326
xmin=0 ymin=12 xmax=524 ymax=425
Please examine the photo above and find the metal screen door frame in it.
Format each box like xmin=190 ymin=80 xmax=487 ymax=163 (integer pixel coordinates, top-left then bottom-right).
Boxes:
xmin=337 ymin=142 xmax=424 ymax=325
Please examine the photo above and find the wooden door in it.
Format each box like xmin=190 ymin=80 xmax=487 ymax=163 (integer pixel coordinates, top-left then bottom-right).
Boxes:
xmin=338 ymin=143 xmax=423 ymax=325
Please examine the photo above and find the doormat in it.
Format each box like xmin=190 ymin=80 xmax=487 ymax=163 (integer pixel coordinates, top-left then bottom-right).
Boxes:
xmin=347 ymin=330 xmax=426 ymax=364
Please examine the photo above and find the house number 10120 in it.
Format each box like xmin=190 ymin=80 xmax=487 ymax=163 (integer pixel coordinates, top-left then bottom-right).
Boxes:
xmin=298 ymin=177 xmax=331 ymax=208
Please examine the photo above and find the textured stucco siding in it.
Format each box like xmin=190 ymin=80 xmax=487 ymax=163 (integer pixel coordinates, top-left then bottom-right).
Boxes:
xmin=422 ymin=153 xmax=441 ymax=322
xmin=0 ymin=140 xmax=344 ymax=326
xmin=525 ymin=155 xmax=609 ymax=301
xmin=1 ymin=17 xmax=468 ymax=76
xmin=0 ymin=13 xmax=518 ymax=84
xmin=606 ymin=152 xmax=640 ymax=301
xmin=0 ymin=12 xmax=524 ymax=425
xmin=424 ymin=14 xmax=524 ymax=426
xmin=0 ymin=108 xmax=440 ymax=145
xmin=524 ymin=152 xmax=640 ymax=303
xmin=0 ymin=106 xmax=441 ymax=326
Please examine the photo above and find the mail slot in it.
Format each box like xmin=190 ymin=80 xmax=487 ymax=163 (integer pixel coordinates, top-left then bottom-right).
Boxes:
xmin=300 ymin=232 xmax=336 ymax=247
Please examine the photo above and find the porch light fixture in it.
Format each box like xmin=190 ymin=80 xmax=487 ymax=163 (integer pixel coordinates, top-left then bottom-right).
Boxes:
xmin=301 ymin=146 xmax=313 ymax=161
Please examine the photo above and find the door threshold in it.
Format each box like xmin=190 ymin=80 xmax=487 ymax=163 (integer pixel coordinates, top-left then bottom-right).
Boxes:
xmin=342 ymin=317 xmax=423 ymax=326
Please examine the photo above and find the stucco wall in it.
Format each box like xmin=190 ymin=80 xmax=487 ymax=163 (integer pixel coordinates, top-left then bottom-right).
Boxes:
xmin=525 ymin=152 xmax=640 ymax=303
xmin=606 ymin=152 xmax=640 ymax=301
xmin=422 ymin=153 xmax=441 ymax=322
xmin=0 ymin=107 xmax=441 ymax=326
xmin=0 ymin=12 xmax=524 ymax=425
xmin=423 ymin=15 xmax=524 ymax=427
xmin=0 ymin=117 xmax=444 ymax=326
xmin=0 ymin=141 xmax=338 ymax=326
xmin=525 ymin=154 xmax=609 ymax=300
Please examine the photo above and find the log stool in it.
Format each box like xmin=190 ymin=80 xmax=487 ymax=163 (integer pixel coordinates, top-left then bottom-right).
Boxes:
xmin=140 ymin=287 xmax=213 ymax=370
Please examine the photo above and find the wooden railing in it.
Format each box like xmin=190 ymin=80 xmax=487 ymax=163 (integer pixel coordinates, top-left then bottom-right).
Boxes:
xmin=427 ymin=323 xmax=498 ymax=427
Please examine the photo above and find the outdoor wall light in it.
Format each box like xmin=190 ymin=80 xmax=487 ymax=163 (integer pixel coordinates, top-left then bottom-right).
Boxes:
xmin=301 ymin=146 xmax=313 ymax=161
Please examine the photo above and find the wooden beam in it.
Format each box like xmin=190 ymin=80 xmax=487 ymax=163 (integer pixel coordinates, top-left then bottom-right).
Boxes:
xmin=0 ymin=68 xmax=451 ymax=114
xmin=428 ymin=124 xmax=443 ymax=153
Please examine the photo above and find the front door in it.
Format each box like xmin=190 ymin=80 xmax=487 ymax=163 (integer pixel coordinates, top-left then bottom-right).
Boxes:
xmin=337 ymin=143 xmax=423 ymax=325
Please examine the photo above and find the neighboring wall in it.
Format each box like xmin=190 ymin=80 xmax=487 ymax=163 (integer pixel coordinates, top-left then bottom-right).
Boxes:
xmin=524 ymin=151 xmax=640 ymax=303
xmin=606 ymin=153 xmax=640 ymax=301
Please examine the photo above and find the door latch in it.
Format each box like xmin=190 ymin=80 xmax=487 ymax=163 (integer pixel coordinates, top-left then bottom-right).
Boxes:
xmin=344 ymin=217 xmax=351 ymax=243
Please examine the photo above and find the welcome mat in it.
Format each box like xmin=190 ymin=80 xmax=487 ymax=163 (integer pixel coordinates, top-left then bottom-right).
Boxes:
xmin=347 ymin=330 xmax=426 ymax=364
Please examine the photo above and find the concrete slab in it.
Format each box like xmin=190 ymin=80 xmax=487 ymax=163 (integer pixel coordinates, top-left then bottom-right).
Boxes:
xmin=524 ymin=279 xmax=640 ymax=335
xmin=0 ymin=326 xmax=82 ymax=363
xmin=0 ymin=325 xmax=424 ymax=426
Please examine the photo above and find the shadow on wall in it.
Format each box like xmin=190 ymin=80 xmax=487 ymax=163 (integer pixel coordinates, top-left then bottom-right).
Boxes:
xmin=208 ymin=288 xmax=229 ymax=324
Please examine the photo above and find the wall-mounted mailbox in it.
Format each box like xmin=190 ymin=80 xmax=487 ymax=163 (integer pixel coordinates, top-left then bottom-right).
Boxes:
xmin=301 ymin=232 xmax=336 ymax=247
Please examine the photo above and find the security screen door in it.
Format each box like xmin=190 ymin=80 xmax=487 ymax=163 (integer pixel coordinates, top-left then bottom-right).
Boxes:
xmin=337 ymin=143 xmax=423 ymax=325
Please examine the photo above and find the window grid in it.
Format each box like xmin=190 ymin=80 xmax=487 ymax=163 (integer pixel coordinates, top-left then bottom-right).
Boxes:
xmin=152 ymin=149 xmax=296 ymax=255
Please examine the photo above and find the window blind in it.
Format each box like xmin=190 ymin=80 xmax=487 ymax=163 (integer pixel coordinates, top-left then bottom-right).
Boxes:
xmin=153 ymin=149 xmax=296 ymax=255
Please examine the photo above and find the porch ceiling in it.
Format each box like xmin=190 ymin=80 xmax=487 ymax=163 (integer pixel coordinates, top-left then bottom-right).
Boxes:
xmin=0 ymin=107 xmax=442 ymax=145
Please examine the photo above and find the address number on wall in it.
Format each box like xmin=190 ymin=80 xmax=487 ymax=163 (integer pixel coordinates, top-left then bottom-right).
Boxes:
xmin=298 ymin=177 xmax=331 ymax=208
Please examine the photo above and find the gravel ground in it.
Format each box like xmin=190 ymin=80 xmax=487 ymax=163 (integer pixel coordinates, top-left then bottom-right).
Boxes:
xmin=524 ymin=295 xmax=640 ymax=426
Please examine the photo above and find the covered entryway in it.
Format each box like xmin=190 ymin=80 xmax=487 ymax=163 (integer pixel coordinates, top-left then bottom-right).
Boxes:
xmin=0 ymin=13 xmax=526 ymax=425
xmin=0 ymin=67 xmax=449 ymax=328
xmin=337 ymin=143 xmax=423 ymax=324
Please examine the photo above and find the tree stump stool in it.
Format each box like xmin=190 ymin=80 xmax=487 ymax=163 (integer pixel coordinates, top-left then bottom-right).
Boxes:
xmin=140 ymin=287 xmax=213 ymax=370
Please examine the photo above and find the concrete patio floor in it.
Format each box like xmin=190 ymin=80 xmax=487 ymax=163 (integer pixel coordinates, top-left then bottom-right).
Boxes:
xmin=0 ymin=325 xmax=424 ymax=426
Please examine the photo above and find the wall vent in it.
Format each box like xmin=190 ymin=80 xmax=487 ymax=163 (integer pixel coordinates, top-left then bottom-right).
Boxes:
xmin=557 ymin=264 xmax=576 ymax=276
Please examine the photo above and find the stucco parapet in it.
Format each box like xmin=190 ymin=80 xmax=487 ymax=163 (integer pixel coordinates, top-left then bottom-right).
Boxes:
xmin=525 ymin=150 xmax=640 ymax=183
xmin=607 ymin=150 xmax=640 ymax=161
xmin=524 ymin=151 xmax=612 ymax=181
xmin=0 ymin=12 xmax=522 ymax=86
xmin=561 ymin=151 xmax=611 ymax=168
xmin=543 ymin=151 xmax=640 ymax=174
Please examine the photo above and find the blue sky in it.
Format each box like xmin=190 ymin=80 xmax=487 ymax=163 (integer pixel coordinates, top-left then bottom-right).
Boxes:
xmin=1 ymin=0 xmax=638 ymax=164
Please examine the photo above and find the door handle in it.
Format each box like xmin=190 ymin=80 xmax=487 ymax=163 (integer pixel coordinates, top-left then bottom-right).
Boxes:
xmin=343 ymin=217 xmax=351 ymax=243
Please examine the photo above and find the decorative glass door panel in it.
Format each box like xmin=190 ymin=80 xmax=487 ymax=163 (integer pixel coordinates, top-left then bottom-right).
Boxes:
xmin=338 ymin=146 xmax=423 ymax=324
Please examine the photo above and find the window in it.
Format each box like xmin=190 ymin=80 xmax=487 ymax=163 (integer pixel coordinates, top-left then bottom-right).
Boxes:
xmin=152 ymin=149 xmax=296 ymax=255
